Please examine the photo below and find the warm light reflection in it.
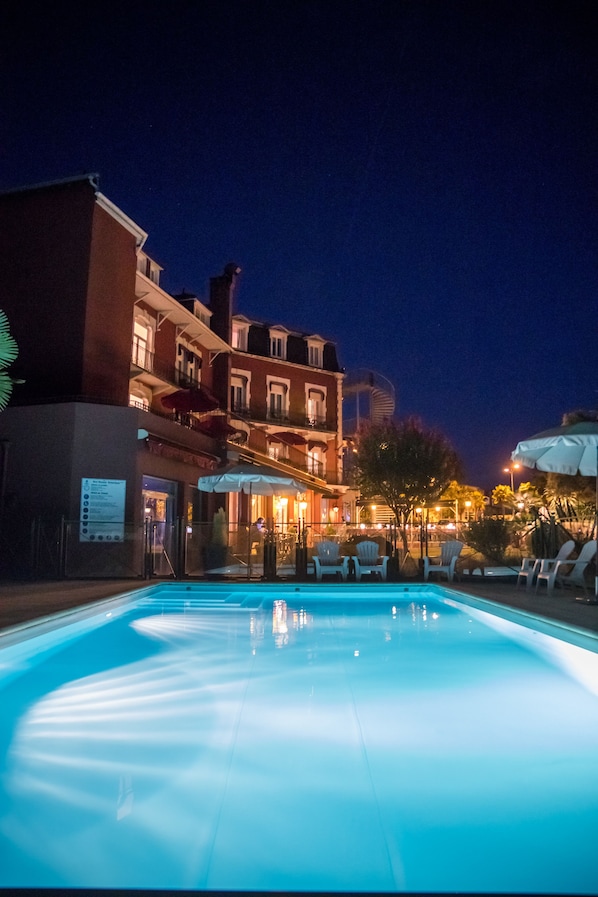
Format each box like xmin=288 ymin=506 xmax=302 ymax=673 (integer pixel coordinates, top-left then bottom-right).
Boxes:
xmin=272 ymin=599 xmax=288 ymax=646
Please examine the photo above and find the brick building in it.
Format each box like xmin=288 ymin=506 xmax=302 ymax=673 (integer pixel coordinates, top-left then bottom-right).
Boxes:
xmin=0 ymin=175 xmax=345 ymax=577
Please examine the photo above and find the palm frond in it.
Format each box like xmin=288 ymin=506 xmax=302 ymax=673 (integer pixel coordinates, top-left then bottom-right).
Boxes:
xmin=0 ymin=371 xmax=14 ymax=411
xmin=0 ymin=309 xmax=18 ymax=369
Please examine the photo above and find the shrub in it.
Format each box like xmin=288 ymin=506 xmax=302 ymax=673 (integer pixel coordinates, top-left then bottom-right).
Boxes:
xmin=465 ymin=518 xmax=513 ymax=564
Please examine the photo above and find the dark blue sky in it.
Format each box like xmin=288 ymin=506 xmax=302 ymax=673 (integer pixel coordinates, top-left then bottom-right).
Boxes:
xmin=2 ymin=0 xmax=596 ymax=489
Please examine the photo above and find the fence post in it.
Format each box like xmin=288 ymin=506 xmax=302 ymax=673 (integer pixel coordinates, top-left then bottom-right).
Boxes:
xmin=143 ymin=518 xmax=153 ymax=579
xmin=263 ymin=534 xmax=277 ymax=581
xmin=58 ymin=517 xmax=67 ymax=579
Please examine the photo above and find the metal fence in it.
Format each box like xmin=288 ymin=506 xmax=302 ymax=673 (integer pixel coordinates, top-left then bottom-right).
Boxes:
xmin=12 ymin=518 xmax=410 ymax=581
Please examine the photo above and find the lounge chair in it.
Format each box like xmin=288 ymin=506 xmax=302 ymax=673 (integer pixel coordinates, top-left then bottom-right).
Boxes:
xmin=353 ymin=541 xmax=389 ymax=581
xmin=313 ymin=541 xmax=349 ymax=581
xmin=535 ymin=539 xmax=596 ymax=595
xmin=516 ymin=540 xmax=575 ymax=591
xmin=423 ymin=540 xmax=463 ymax=582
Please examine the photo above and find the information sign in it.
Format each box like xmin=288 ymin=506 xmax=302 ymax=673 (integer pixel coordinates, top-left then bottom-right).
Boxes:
xmin=80 ymin=478 xmax=126 ymax=542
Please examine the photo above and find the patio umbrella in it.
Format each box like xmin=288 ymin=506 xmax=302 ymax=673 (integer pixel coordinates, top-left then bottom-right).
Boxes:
xmin=197 ymin=462 xmax=303 ymax=496
xmin=197 ymin=463 xmax=303 ymax=578
xmin=161 ymin=386 xmax=219 ymax=413
xmin=512 ymin=421 xmax=598 ymax=598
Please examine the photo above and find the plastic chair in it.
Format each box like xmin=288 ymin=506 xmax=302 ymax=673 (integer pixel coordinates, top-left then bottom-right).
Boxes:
xmin=516 ymin=540 xmax=575 ymax=591
xmin=423 ymin=540 xmax=463 ymax=582
xmin=535 ymin=540 xmax=596 ymax=595
xmin=313 ymin=541 xmax=349 ymax=581
xmin=354 ymin=541 xmax=389 ymax=581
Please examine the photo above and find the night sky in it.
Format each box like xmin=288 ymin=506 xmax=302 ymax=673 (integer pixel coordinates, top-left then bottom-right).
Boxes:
xmin=1 ymin=0 xmax=596 ymax=490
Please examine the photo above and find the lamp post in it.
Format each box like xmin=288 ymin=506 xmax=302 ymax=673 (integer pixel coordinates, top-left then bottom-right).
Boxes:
xmin=503 ymin=463 xmax=521 ymax=492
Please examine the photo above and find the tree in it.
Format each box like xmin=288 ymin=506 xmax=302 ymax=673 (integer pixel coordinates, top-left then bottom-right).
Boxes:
xmin=0 ymin=310 xmax=20 ymax=411
xmin=356 ymin=417 xmax=462 ymax=552
xmin=491 ymin=484 xmax=515 ymax=512
xmin=440 ymin=480 xmax=486 ymax=518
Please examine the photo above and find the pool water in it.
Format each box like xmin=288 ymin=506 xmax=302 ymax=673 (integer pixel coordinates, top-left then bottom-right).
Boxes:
xmin=1 ymin=582 xmax=598 ymax=894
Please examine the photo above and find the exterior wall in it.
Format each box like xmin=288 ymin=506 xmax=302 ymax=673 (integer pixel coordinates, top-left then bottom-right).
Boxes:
xmin=82 ymin=202 xmax=139 ymax=403
xmin=0 ymin=179 xmax=97 ymax=399
xmin=230 ymin=351 xmax=339 ymax=436
xmin=0 ymin=402 xmax=219 ymax=525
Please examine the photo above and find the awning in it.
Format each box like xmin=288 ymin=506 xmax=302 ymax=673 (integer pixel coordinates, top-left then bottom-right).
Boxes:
xmin=268 ymin=431 xmax=306 ymax=447
xmin=161 ymin=385 xmax=219 ymax=413
xmin=308 ymin=439 xmax=328 ymax=452
xmin=196 ymin=415 xmax=246 ymax=441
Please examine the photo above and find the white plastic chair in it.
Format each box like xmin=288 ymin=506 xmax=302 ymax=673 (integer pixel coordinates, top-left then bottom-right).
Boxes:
xmin=516 ymin=540 xmax=575 ymax=591
xmin=353 ymin=541 xmax=389 ymax=581
xmin=423 ymin=540 xmax=463 ymax=582
xmin=535 ymin=540 xmax=596 ymax=595
xmin=313 ymin=541 xmax=349 ymax=581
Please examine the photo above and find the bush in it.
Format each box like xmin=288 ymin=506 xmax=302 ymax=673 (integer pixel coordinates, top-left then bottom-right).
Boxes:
xmin=465 ymin=518 xmax=513 ymax=564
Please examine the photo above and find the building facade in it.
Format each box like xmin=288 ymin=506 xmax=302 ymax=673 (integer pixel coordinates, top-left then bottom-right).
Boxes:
xmin=0 ymin=175 xmax=346 ymax=577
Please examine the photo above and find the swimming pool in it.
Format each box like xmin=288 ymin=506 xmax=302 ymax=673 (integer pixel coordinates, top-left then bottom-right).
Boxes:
xmin=1 ymin=581 xmax=597 ymax=895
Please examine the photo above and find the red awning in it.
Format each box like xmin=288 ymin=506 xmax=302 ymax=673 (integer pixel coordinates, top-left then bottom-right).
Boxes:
xmin=308 ymin=439 xmax=328 ymax=452
xmin=161 ymin=386 xmax=219 ymax=413
xmin=269 ymin=431 xmax=306 ymax=447
xmin=197 ymin=415 xmax=245 ymax=440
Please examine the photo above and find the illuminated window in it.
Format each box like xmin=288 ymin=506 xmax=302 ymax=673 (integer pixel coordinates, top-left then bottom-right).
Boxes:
xmin=307 ymin=447 xmax=324 ymax=476
xmin=306 ymin=386 xmax=326 ymax=426
xmin=232 ymin=321 xmax=248 ymax=351
xmin=132 ymin=316 xmax=154 ymax=370
xmin=268 ymin=442 xmax=289 ymax=461
xmin=129 ymin=385 xmax=150 ymax=410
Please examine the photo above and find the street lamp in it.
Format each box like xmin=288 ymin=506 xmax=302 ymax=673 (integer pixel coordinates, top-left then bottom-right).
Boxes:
xmin=503 ymin=463 xmax=521 ymax=492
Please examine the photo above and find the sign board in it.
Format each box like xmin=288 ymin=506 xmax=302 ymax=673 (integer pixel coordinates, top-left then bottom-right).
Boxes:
xmin=80 ymin=478 xmax=126 ymax=542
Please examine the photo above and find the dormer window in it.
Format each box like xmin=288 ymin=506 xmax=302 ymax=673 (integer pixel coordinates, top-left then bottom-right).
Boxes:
xmin=306 ymin=336 xmax=325 ymax=368
xmin=232 ymin=320 xmax=249 ymax=351
xmin=136 ymin=251 xmax=162 ymax=285
xmin=269 ymin=327 xmax=288 ymax=360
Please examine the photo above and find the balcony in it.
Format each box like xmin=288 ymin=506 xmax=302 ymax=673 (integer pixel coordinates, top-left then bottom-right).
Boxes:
xmin=130 ymin=340 xmax=200 ymax=390
xmin=231 ymin=404 xmax=335 ymax=432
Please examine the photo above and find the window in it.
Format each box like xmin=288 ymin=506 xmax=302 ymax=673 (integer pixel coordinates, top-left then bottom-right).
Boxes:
xmin=230 ymin=374 xmax=249 ymax=413
xmin=267 ymin=378 xmax=289 ymax=421
xmin=132 ymin=316 xmax=154 ymax=370
xmin=129 ymin=385 xmax=151 ymax=411
xmin=306 ymin=336 xmax=325 ymax=368
xmin=269 ymin=328 xmax=288 ymax=360
xmin=176 ymin=343 xmax=201 ymax=388
xmin=307 ymin=387 xmax=326 ymax=426
xmin=268 ymin=442 xmax=289 ymax=462
xmin=307 ymin=447 xmax=324 ymax=476
xmin=232 ymin=321 xmax=248 ymax=351
xmin=308 ymin=345 xmax=320 ymax=367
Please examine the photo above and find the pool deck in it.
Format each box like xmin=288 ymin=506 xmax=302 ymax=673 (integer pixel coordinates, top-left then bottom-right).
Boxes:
xmin=0 ymin=574 xmax=596 ymax=636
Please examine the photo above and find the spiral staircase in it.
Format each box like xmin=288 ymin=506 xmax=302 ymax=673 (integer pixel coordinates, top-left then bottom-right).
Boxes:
xmin=343 ymin=369 xmax=396 ymax=436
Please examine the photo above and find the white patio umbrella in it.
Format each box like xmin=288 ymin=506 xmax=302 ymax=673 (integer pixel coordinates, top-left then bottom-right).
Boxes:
xmin=512 ymin=421 xmax=598 ymax=599
xmin=197 ymin=463 xmax=303 ymax=577
xmin=197 ymin=462 xmax=303 ymax=496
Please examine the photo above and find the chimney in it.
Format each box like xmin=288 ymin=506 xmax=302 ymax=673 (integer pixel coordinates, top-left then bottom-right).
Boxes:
xmin=209 ymin=263 xmax=241 ymax=342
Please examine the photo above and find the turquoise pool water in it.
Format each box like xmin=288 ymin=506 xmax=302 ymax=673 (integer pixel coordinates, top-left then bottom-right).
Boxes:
xmin=1 ymin=582 xmax=598 ymax=894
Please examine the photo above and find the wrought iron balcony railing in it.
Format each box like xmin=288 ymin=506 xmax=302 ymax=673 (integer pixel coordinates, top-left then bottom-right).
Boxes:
xmin=131 ymin=339 xmax=200 ymax=390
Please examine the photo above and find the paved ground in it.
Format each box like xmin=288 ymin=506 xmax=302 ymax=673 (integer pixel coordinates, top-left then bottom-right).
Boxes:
xmin=0 ymin=574 xmax=596 ymax=635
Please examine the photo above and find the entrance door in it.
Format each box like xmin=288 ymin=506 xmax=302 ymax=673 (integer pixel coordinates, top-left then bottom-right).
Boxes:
xmin=142 ymin=475 xmax=177 ymax=576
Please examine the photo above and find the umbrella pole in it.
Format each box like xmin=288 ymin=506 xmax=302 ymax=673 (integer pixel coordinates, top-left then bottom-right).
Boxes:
xmin=595 ymin=450 xmax=597 ymax=601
